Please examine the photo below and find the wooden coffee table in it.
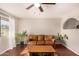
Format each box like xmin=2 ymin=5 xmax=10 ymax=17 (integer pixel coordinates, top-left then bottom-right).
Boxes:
xmin=28 ymin=45 xmax=56 ymax=56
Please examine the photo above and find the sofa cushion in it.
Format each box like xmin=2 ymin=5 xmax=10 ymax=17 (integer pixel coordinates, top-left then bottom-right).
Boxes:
xmin=45 ymin=40 xmax=53 ymax=45
xmin=38 ymin=35 xmax=44 ymax=41
xmin=37 ymin=41 xmax=45 ymax=45
xmin=29 ymin=35 xmax=38 ymax=41
xmin=44 ymin=35 xmax=53 ymax=41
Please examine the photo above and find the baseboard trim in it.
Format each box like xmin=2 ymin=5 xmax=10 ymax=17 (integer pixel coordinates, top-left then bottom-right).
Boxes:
xmin=63 ymin=44 xmax=79 ymax=55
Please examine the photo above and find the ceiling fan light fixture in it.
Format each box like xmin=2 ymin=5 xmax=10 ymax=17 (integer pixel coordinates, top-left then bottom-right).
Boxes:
xmin=34 ymin=3 xmax=40 ymax=8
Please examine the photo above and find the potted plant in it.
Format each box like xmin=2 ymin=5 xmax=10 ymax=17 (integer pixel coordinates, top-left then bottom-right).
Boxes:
xmin=54 ymin=33 xmax=68 ymax=44
xmin=15 ymin=31 xmax=28 ymax=46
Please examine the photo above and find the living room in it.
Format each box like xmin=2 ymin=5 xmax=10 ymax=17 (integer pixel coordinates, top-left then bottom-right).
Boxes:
xmin=0 ymin=2 xmax=79 ymax=56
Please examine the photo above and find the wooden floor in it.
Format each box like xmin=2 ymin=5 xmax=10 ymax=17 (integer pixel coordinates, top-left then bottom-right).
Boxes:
xmin=0 ymin=44 xmax=78 ymax=56
xmin=55 ymin=44 xmax=78 ymax=56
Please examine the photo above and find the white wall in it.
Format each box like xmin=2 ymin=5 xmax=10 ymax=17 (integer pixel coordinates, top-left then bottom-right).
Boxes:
xmin=18 ymin=18 xmax=61 ymax=35
xmin=61 ymin=11 xmax=79 ymax=55
xmin=15 ymin=19 xmax=19 ymax=33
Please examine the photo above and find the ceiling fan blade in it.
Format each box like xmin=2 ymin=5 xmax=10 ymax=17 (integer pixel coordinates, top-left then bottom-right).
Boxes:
xmin=39 ymin=6 xmax=43 ymax=12
xmin=26 ymin=4 xmax=34 ymax=9
xmin=42 ymin=3 xmax=56 ymax=5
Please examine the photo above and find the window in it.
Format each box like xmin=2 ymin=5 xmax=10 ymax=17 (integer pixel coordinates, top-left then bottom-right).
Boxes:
xmin=0 ymin=16 xmax=9 ymax=37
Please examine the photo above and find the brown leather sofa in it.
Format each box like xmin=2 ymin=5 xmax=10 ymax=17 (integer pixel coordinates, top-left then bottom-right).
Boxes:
xmin=27 ymin=35 xmax=55 ymax=46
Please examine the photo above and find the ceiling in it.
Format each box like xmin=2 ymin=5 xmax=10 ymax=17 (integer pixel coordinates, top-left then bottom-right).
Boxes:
xmin=0 ymin=3 xmax=79 ymax=19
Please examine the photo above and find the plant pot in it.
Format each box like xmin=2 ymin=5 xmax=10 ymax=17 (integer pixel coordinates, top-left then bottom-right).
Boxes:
xmin=55 ymin=40 xmax=62 ymax=44
xmin=20 ymin=41 xmax=24 ymax=46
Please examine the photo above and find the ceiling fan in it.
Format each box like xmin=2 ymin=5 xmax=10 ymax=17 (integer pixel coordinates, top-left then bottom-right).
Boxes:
xmin=26 ymin=3 xmax=56 ymax=12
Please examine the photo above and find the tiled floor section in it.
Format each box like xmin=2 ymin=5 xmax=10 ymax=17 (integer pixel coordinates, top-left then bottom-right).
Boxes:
xmin=0 ymin=44 xmax=78 ymax=56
